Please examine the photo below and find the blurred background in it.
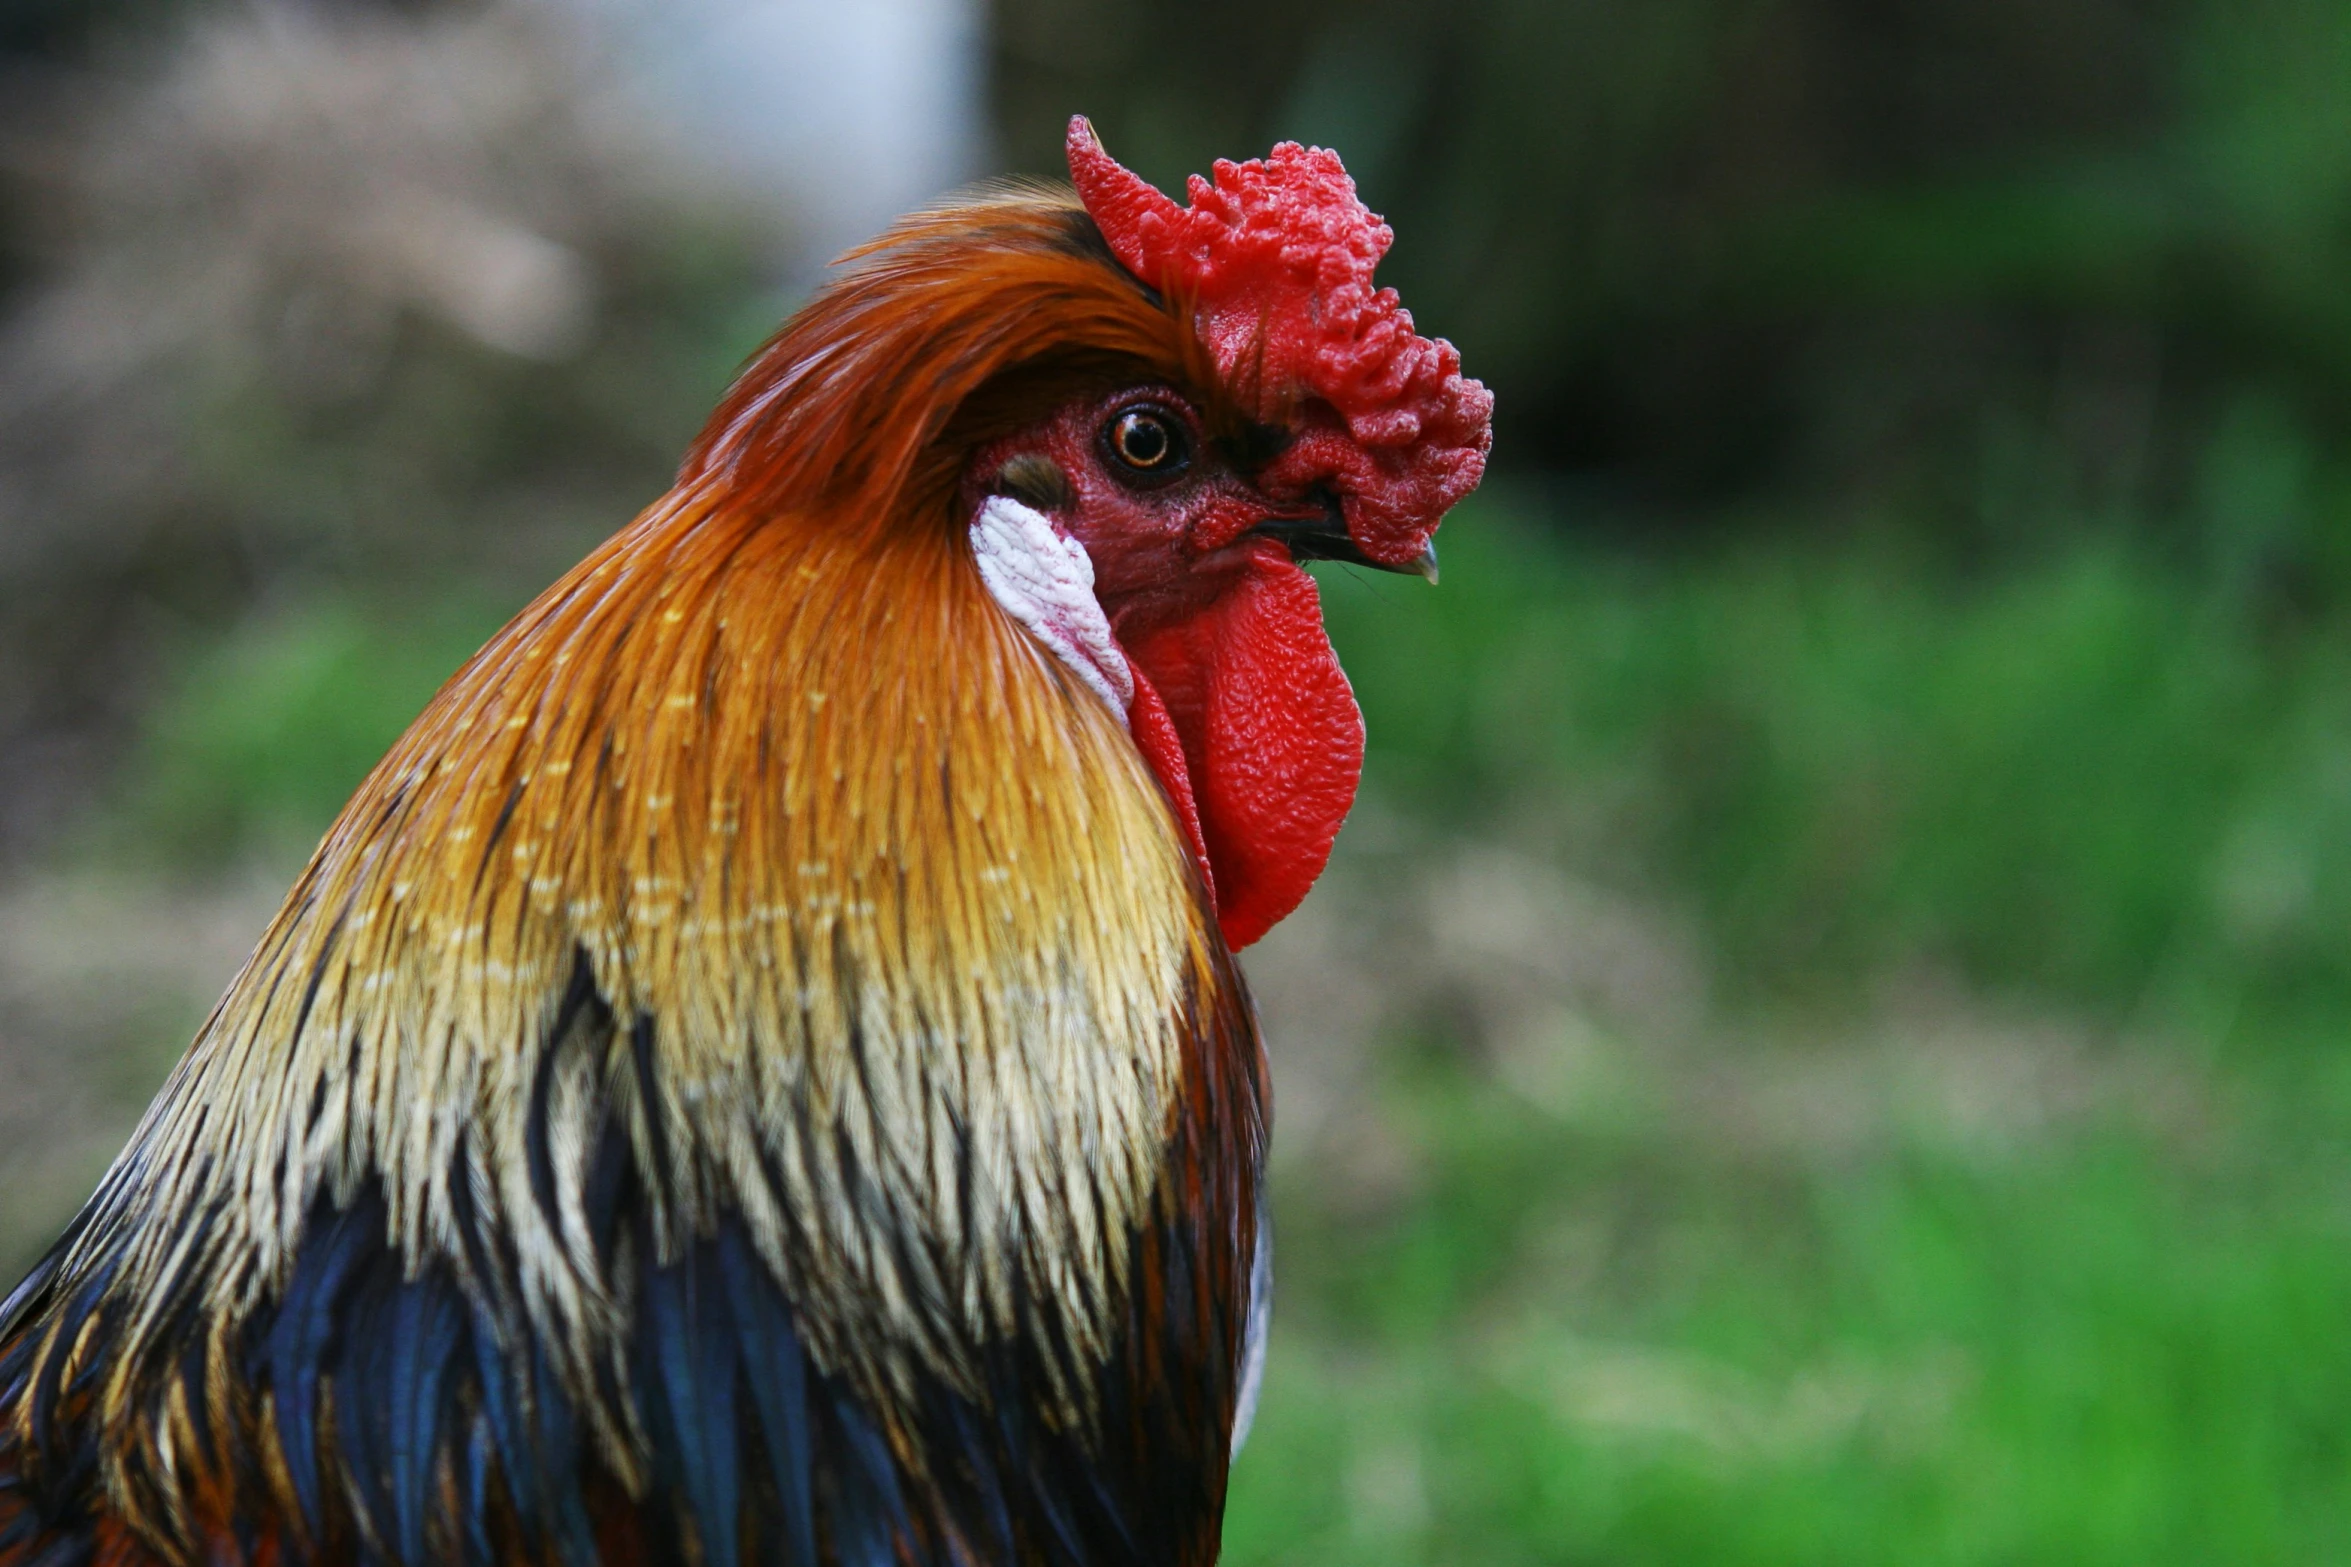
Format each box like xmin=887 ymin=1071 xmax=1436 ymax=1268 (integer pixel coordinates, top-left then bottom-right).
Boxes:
xmin=6 ymin=0 xmax=2351 ymax=1558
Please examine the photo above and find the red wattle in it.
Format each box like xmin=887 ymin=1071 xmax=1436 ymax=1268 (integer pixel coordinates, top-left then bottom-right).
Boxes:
xmin=1126 ymin=669 xmax=1215 ymax=910
xmin=1121 ymin=549 xmax=1363 ymax=949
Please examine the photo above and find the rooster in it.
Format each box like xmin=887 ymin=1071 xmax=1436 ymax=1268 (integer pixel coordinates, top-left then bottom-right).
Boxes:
xmin=0 ymin=119 xmax=1489 ymax=1567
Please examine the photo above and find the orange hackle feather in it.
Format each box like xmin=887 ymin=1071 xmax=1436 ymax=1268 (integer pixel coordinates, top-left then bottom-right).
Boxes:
xmin=1 ymin=192 xmax=1266 ymax=1567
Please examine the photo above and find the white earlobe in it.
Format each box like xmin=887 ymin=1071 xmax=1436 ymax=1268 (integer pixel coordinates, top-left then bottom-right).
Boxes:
xmin=970 ymin=495 xmax=1135 ymax=716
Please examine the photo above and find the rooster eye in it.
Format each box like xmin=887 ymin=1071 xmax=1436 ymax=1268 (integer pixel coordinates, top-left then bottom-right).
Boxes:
xmin=1102 ymin=404 xmax=1190 ymax=484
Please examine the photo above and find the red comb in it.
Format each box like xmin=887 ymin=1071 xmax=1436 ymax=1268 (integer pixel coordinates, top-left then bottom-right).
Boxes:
xmin=1066 ymin=116 xmax=1492 ymax=563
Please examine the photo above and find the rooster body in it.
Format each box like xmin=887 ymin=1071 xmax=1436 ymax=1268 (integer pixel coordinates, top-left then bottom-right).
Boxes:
xmin=0 ymin=123 xmax=1487 ymax=1567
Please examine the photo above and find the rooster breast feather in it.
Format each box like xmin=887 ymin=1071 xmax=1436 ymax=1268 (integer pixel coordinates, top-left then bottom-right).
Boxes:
xmin=0 ymin=199 xmax=1268 ymax=1567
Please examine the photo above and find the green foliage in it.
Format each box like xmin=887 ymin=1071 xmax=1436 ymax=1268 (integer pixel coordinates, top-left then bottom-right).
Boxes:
xmin=1226 ymin=494 xmax=2351 ymax=1558
xmin=122 ymin=597 xmax=511 ymax=861
xmin=1228 ymin=1050 xmax=2351 ymax=1565
xmin=1319 ymin=492 xmax=2351 ymax=1013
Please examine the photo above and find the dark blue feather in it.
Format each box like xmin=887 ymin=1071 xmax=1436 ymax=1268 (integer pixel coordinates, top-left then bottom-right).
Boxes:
xmin=14 ymin=1529 xmax=92 ymax=1567
xmin=329 ymin=1247 xmax=402 ymax=1551
xmin=639 ymin=1231 xmax=742 ymax=1567
xmin=384 ymin=1268 xmax=464 ymax=1566
xmin=908 ymin=1360 xmax=1014 ymax=1566
xmin=461 ymin=1412 xmax=498 ymax=1567
xmin=526 ymin=1336 xmax=599 ymax=1567
xmin=820 ymin=1375 xmax=909 ymax=1567
xmin=466 ymin=1309 xmax=532 ymax=1538
xmin=268 ymin=1195 xmax=376 ymax=1535
xmin=714 ymin=1225 xmax=817 ymax=1567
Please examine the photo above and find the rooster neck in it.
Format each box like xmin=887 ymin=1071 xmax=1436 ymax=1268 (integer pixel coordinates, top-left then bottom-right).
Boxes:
xmin=4 ymin=480 xmax=1267 ymax=1567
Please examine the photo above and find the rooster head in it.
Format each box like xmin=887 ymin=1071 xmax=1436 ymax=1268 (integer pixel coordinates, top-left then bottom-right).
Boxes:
xmin=959 ymin=119 xmax=1493 ymax=947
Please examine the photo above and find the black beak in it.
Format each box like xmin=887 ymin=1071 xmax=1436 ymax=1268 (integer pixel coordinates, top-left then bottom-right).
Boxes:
xmin=1249 ymin=498 xmax=1440 ymax=584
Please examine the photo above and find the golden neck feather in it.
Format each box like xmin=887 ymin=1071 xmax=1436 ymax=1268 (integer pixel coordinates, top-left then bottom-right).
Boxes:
xmin=57 ymin=469 xmax=1219 ymax=1430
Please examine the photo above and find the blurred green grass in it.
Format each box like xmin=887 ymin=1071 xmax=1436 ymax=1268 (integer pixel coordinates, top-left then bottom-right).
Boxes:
xmin=102 ymin=490 xmax=2351 ymax=1560
xmin=1229 ymin=1089 xmax=2351 ymax=1564
xmin=122 ymin=595 xmax=513 ymax=861
xmin=1329 ymin=494 xmax=2351 ymax=1021
xmin=1216 ymin=500 xmax=2351 ymax=1562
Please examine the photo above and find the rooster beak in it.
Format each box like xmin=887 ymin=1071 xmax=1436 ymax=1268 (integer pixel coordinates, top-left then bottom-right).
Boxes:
xmin=1248 ymin=498 xmax=1441 ymax=584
